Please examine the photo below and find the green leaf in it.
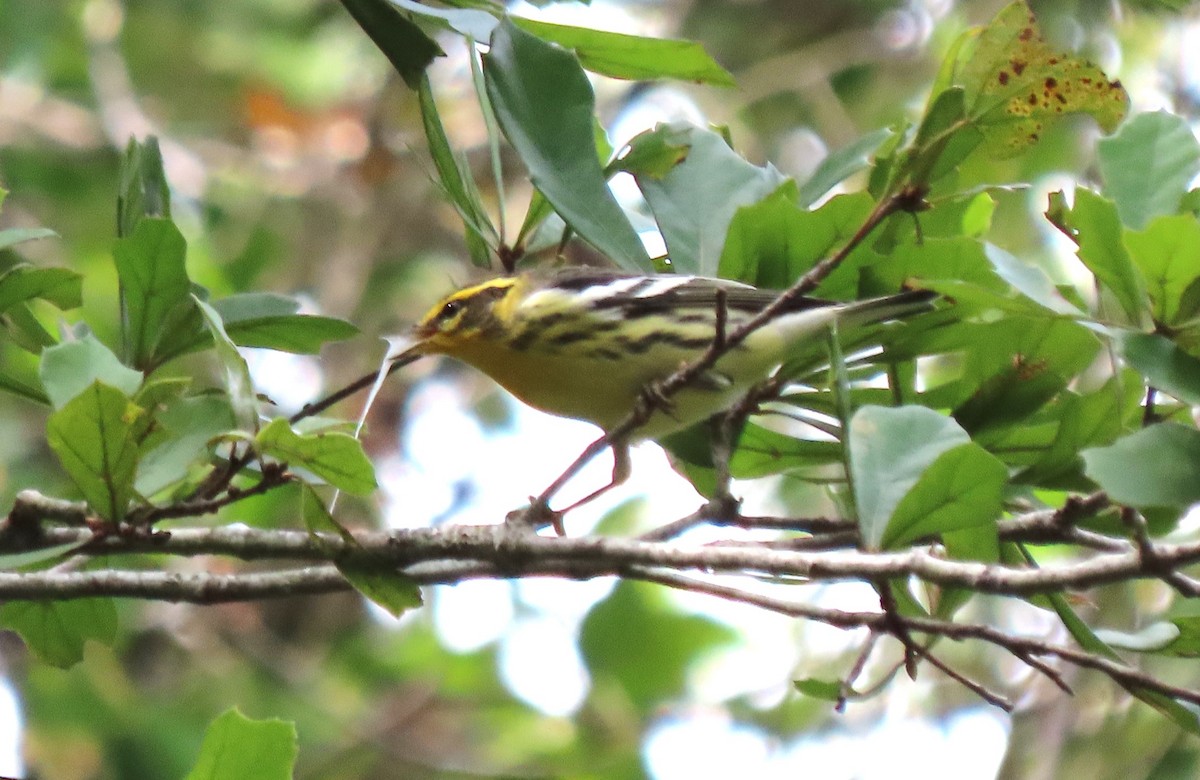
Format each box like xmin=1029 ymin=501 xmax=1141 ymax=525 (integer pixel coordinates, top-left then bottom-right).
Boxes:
xmin=184 ymin=708 xmax=297 ymax=780
xmin=484 ymin=18 xmax=650 ymax=271
xmin=4 ymin=302 xmax=56 ymax=350
xmin=957 ymin=0 xmax=1128 ymax=158
xmin=882 ymin=443 xmax=1006 ymax=549
xmin=982 ymin=243 xmax=1083 ymax=316
xmin=0 ymin=227 xmax=57 ymax=251
xmin=798 ymin=129 xmax=892 ymax=207
xmin=113 ymin=217 xmax=191 ymax=369
xmin=746 ymin=192 xmax=875 ymax=297
xmin=417 ymin=74 xmax=495 ymax=267
xmin=867 ymin=119 xmax=911 ymax=198
xmin=1056 ymin=189 xmax=1147 ymax=323
xmin=1011 ymin=543 xmax=1200 ymax=734
xmin=391 ymin=0 xmax=496 ymax=39
xmin=134 ymin=375 xmax=192 ymax=410
xmin=0 ymin=368 xmax=49 ymax=404
xmin=0 ymin=599 xmax=118 ymax=668
xmin=1015 ymin=371 xmax=1138 ymax=487
xmin=1120 ymin=331 xmax=1200 ymax=406
xmin=794 ymin=678 xmax=843 ymax=701
xmin=117 ymin=137 xmax=170 ymax=238
xmin=716 ymin=184 xmax=806 ymax=288
xmin=341 ymin=568 xmax=423 ymax=618
xmin=39 ymin=336 xmax=143 ymax=409
xmin=514 ymin=188 xmax=560 ymax=252
xmin=1094 ymin=623 xmax=1182 ymax=654
xmin=729 ymin=424 xmax=842 ymax=479
xmin=612 ymin=127 xmax=691 ymax=180
xmin=513 ymin=18 xmax=734 ymax=86
xmin=338 ymin=0 xmax=444 ymax=89
xmin=300 ymin=482 xmax=357 ymax=543
xmin=635 ymin=123 xmax=788 ymax=276
xmin=1125 ymin=214 xmax=1200 ymax=327
xmin=0 ymin=541 xmax=89 ymax=572
xmin=902 ymin=86 xmax=982 ymax=185
xmin=960 ymin=192 xmax=997 ymax=237
xmin=153 ymin=293 xmax=357 ymax=362
xmin=1098 ymin=111 xmax=1200 ymax=230
xmin=46 ymin=382 xmax=143 ymax=522
xmin=743 ymin=192 xmax=994 ymax=301
xmin=1155 ymin=616 xmax=1200 ymax=658
xmin=937 ymin=524 xmax=1000 ymax=617
xmin=213 ymin=291 xmax=299 ymax=320
xmin=225 ymin=315 xmax=359 ymax=354
xmin=848 ymin=405 xmax=970 ymax=550
xmin=854 ymin=237 xmax=1002 ymax=311
xmin=136 ymin=395 xmax=237 ymax=496
xmin=946 ymin=317 xmax=1100 ymax=440
xmin=300 ymin=487 xmax=422 ymax=616
xmin=0 ymin=264 xmax=83 ymax=315
xmin=580 ymin=581 xmax=736 ymax=712
xmin=257 ymin=418 xmax=377 ymax=495
xmin=193 ymin=296 xmax=258 ymax=430
xmin=943 ymin=524 xmax=1001 ymax=564
xmin=1083 ymin=424 xmax=1200 ymax=509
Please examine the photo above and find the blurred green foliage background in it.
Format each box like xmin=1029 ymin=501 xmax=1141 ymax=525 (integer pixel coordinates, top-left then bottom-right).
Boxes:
xmin=3 ymin=0 xmax=1200 ymax=777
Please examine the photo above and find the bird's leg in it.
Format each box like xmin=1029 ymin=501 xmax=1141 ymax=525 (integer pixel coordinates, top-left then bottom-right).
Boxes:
xmin=507 ymin=442 xmax=632 ymax=536
xmin=549 ymin=442 xmax=631 ymax=521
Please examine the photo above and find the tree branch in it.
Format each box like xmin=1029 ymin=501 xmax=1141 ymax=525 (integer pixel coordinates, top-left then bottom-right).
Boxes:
xmin=8 ymin=518 xmax=1200 ymax=597
xmin=3 ymin=513 xmax=1198 ymax=711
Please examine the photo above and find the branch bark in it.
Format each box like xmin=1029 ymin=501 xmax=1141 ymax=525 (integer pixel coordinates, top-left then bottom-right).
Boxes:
xmin=6 ymin=514 xmax=1200 ymax=597
xmin=6 ymin=487 xmax=1197 ymax=713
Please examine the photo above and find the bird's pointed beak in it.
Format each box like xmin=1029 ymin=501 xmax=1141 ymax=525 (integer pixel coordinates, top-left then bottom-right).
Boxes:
xmin=387 ymin=333 xmax=429 ymax=365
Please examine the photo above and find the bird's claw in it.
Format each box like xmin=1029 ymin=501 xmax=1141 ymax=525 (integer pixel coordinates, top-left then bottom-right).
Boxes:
xmin=506 ymin=497 xmax=566 ymax=536
xmin=637 ymin=381 xmax=676 ymax=419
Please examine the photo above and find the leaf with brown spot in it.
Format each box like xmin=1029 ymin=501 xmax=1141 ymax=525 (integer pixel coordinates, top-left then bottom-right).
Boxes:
xmin=956 ymin=0 xmax=1128 ymax=158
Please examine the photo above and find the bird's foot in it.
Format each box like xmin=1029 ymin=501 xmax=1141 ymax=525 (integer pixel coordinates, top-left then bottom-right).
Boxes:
xmin=505 ymin=497 xmax=566 ymax=536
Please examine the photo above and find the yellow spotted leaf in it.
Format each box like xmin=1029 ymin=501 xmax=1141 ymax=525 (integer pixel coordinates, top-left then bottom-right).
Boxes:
xmin=958 ymin=0 xmax=1128 ymax=157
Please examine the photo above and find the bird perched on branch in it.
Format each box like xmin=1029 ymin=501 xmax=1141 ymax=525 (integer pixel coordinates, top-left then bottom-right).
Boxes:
xmin=395 ymin=269 xmax=936 ymax=528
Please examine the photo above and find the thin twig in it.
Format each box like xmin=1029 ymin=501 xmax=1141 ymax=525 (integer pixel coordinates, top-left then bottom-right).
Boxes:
xmin=1014 ymin=650 xmax=1073 ymax=695
xmin=837 ymin=631 xmax=880 ymax=711
xmin=910 ymin=645 xmax=1014 ymax=711
xmin=7 ymin=490 xmax=89 ymax=527
xmin=1118 ymin=505 xmax=1200 ymax=598
xmin=291 ymin=350 xmax=423 ymax=425
xmin=131 ymin=466 xmax=291 ymax=525
xmin=877 ymin=580 xmax=919 ymax=678
xmin=187 ymin=350 xmax=424 ymax=504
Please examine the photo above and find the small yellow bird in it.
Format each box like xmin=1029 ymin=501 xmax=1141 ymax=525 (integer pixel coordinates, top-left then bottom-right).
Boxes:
xmin=400 ymin=269 xmax=935 ymax=523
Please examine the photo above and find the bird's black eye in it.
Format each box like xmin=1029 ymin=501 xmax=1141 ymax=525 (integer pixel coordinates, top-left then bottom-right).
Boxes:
xmin=438 ymin=299 xmax=463 ymax=321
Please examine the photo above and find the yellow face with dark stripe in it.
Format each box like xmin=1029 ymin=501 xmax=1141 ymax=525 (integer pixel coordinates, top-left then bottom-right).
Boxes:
xmin=413 ymin=277 xmax=520 ymax=354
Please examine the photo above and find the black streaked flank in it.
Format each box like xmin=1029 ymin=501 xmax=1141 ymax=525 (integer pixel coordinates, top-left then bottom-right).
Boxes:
xmin=613 ymin=332 xmax=716 ymax=355
xmin=548 ymin=330 xmax=593 ymax=347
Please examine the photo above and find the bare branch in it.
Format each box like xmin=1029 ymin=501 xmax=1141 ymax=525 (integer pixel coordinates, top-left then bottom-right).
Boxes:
xmin=8 ymin=490 xmax=89 ymax=527
xmin=1 ymin=527 xmax=1196 ymax=708
xmin=11 ymin=520 xmax=1200 ymax=596
xmin=0 ymin=566 xmax=350 ymax=602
